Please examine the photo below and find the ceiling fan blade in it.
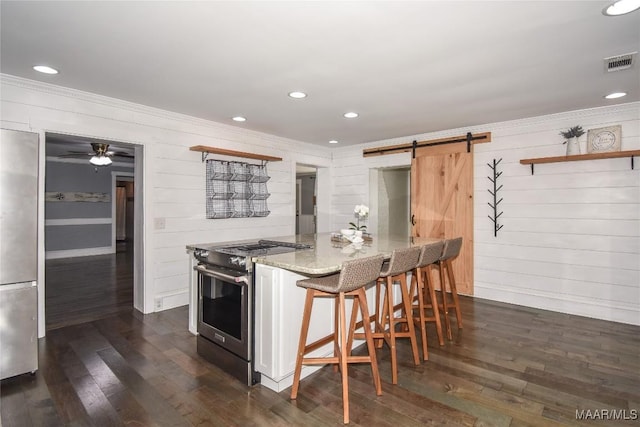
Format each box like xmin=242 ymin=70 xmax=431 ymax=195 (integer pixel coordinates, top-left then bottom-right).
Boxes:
xmin=55 ymin=142 xmax=133 ymax=161
xmin=112 ymin=152 xmax=134 ymax=158
xmin=58 ymin=153 xmax=92 ymax=158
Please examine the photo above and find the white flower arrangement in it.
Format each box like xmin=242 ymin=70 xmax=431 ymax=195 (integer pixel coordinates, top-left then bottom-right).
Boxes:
xmin=349 ymin=204 xmax=369 ymax=231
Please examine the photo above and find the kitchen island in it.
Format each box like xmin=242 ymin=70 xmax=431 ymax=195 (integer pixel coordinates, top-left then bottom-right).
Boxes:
xmin=252 ymin=233 xmax=438 ymax=391
xmin=187 ymin=233 xmax=440 ymax=392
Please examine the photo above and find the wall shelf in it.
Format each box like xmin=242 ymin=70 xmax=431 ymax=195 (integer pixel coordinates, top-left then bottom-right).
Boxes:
xmin=190 ymin=145 xmax=282 ymax=163
xmin=520 ymin=149 xmax=640 ymax=175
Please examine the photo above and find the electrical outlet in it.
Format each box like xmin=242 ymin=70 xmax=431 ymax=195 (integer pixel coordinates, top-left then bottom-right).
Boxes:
xmin=154 ymin=298 xmax=162 ymax=311
xmin=154 ymin=217 xmax=166 ymax=230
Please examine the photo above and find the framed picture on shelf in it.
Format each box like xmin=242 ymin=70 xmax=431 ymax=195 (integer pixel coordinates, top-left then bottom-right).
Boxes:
xmin=586 ymin=125 xmax=622 ymax=153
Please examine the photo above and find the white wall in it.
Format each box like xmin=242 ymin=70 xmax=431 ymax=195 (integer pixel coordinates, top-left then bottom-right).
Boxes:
xmin=331 ymin=102 xmax=640 ymax=325
xmin=3 ymin=74 xmax=637 ymax=328
xmin=0 ymin=75 xmax=332 ymax=330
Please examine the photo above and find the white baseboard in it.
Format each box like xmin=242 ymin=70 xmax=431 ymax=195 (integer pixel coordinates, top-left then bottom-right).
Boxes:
xmin=475 ymin=284 xmax=640 ymax=326
xmin=45 ymin=246 xmax=114 ymax=259
xmin=259 ymin=349 xmax=335 ymax=393
xmin=154 ymin=290 xmax=189 ymax=312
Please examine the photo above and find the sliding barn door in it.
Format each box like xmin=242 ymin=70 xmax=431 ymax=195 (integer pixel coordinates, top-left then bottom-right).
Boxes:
xmin=411 ymin=142 xmax=473 ymax=295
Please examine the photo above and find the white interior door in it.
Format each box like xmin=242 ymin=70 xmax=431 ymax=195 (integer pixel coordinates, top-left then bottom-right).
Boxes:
xmin=296 ymin=179 xmax=302 ymax=234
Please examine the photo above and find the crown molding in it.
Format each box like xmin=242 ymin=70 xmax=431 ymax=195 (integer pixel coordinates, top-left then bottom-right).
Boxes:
xmin=478 ymin=102 xmax=640 ymax=133
xmin=0 ymin=74 xmax=330 ymax=156
xmin=349 ymin=101 xmax=640 ymax=152
xmin=3 ymin=73 xmax=634 ymax=156
xmin=1 ymin=73 xmax=235 ymax=129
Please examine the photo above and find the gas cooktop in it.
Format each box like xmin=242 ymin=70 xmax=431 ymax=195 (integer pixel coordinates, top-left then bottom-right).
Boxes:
xmin=217 ymin=240 xmax=312 ymax=256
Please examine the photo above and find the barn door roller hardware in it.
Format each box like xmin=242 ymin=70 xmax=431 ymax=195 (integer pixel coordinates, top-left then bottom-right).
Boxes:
xmin=410 ymin=132 xmax=474 ymax=158
xmin=363 ymin=132 xmax=491 ymax=158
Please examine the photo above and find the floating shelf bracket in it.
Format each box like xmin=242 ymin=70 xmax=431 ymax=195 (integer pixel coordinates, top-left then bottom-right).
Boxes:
xmin=520 ymin=150 xmax=640 ymax=175
xmin=487 ymin=158 xmax=504 ymax=237
xmin=189 ymin=145 xmax=283 ymax=163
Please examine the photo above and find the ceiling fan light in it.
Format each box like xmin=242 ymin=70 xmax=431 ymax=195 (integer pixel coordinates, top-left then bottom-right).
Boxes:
xmin=90 ymin=155 xmax=112 ymax=166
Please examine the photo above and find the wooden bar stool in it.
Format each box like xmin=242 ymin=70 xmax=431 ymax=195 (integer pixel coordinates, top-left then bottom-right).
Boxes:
xmin=438 ymin=237 xmax=464 ymax=340
xmin=369 ymin=246 xmax=422 ymax=385
xmin=290 ymin=254 xmax=385 ymax=424
xmin=409 ymin=240 xmax=446 ymax=360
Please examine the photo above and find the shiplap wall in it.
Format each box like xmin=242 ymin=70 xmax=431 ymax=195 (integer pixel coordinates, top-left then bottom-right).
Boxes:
xmin=1 ymin=75 xmax=332 ymax=331
xmin=331 ymin=103 xmax=640 ymax=325
xmin=2 ymin=74 xmax=637 ymax=328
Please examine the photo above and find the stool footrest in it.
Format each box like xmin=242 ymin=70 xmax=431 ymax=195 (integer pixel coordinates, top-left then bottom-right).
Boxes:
xmin=303 ymin=334 xmax=335 ymax=354
xmin=302 ymin=357 xmax=339 ymax=364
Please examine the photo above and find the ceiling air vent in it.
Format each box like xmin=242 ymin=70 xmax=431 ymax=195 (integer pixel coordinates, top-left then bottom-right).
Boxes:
xmin=604 ymin=52 xmax=636 ymax=72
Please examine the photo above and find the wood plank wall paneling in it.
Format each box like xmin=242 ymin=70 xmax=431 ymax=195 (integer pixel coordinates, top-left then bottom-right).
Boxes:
xmin=331 ymin=103 xmax=640 ymax=325
xmin=2 ymin=74 xmax=638 ymax=323
xmin=1 ymin=75 xmax=332 ymax=315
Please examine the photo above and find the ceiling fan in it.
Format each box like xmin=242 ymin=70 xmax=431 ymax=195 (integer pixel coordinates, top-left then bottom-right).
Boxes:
xmin=59 ymin=142 xmax=133 ymax=166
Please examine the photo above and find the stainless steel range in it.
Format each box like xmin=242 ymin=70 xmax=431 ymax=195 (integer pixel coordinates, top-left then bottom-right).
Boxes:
xmin=193 ymin=239 xmax=312 ymax=385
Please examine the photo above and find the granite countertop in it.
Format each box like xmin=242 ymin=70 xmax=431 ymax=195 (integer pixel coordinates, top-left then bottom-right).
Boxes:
xmin=253 ymin=233 xmax=441 ymax=276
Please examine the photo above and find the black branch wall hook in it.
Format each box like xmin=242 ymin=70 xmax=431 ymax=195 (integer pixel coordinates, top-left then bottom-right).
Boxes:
xmin=487 ymin=158 xmax=504 ymax=237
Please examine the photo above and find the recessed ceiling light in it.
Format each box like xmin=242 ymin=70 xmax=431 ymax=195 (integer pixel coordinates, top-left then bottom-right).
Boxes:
xmin=33 ymin=65 xmax=58 ymax=74
xmin=232 ymin=116 xmax=246 ymax=122
xmin=343 ymin=112 xmax=359 ymax=119
xmin=603 ymin=0 xmax=640 ymax=15
xmin=288 ymin=91 xmax=307 ymax=99
xmin=605 ymin=92 xmax=627 ymax=99
xmin=329 ymin=140 xmax=339 ymax=144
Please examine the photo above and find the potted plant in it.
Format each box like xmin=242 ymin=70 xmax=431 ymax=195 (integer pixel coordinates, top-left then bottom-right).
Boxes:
xmin=349 ymin=204 xmax=369 ymax=237
xmin=560 ymin=125 xmax=585 ymax=156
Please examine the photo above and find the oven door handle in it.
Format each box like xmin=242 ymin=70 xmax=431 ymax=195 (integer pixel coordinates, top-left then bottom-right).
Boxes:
xmin=194 ymin=265 xmax=249 ymax=285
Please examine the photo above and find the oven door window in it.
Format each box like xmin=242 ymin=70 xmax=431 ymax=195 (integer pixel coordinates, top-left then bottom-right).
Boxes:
xmin=201 ymin=278 xmax=243 ymax=340
xmin=197 ymin=265 xmax=249 ymax=360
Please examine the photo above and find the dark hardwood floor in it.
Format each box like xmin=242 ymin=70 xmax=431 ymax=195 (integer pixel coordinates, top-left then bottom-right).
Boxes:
xmin=2 ymin=294 xmax=638 ymax=426
xmin=44 ymin=241 xmax=134 ymax=330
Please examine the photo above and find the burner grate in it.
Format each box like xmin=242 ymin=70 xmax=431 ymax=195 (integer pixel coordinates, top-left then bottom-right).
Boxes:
xmin=225 ymin=243 xmax=279 ymax=252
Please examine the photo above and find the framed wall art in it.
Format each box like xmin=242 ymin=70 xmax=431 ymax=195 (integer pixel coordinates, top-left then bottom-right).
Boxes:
xmin=586 ymin=125 xmax=621 ymax=153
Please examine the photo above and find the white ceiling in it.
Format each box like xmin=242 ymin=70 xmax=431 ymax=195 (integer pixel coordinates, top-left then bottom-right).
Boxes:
xmin=1 ymin=1 xmax=639 ymax=147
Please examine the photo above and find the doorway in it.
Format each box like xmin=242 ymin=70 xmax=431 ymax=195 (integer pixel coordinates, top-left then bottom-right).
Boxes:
xmin=44 ymin=133 xmax=140 ymax=330
xmin=296 ymin=164 xmax=317 ymax=234
xmin=375 ymin=167 xmax=411 ymax=239
xmin=114 ymin=174 xmax=134 ymax=253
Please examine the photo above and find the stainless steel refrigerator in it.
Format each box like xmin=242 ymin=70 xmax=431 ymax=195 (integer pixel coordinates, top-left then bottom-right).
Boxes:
xmin=0 ymin=128 xmax=39 ymax=380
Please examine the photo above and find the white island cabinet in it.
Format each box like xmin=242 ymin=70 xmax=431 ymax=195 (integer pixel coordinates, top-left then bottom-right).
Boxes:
xmin=188 ymin=234 xmax=439 ymax=393
xmin=253 ymin=263 xmax=335 ymax=392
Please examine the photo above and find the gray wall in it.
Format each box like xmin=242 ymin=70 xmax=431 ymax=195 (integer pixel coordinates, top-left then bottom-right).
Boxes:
xmin=45 ymin=160 xmax=133 ymax=253
xmin=45 ymin=224 xmax=112 ymax=250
